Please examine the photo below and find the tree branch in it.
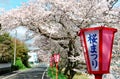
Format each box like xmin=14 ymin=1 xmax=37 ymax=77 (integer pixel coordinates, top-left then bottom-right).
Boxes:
xmin=37 ymin=27 xmax=70 ymax=40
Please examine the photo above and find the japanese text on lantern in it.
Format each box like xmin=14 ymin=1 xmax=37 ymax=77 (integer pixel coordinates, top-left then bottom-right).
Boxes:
xmin=88 ymin=33 xmax=98 ymax=70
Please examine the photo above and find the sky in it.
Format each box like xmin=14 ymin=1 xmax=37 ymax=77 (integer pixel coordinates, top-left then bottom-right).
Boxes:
xmin=0 ymin=0 xmax=120 ymax=11
xmin=0 ymin=0 xmax=28 ymax=10
xmin=114 ymin=0 xmax=120 ymax=7
xmin=10 ymin=26 xmax=35 ymax=46
xmin=9 ymin=26 xmax=39 ymax=50
xmin=10 ymin=26 xmax=28 ymax=40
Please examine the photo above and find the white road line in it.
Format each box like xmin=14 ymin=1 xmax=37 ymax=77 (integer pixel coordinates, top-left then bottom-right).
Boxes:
xmin=2 ymin=72 xmax=18 ymax=79
xmin=1 ymin=70 xmax=29 ymax=79
xmin=42 ymin=67 xmax=48 ymax=79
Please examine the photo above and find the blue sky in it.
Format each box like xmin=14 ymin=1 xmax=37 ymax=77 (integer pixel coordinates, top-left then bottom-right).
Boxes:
xmin=10 ymin=26 xmax=34 ymax=45
xmin=114 ymin=0 xmax=120 ymax=7
xmin=0 ymin=0 xmax=119 ymax=11
xmin=9 ymin=26 xmax=38 ymax=50
xmin=0 ymin=0 xmax=28 ymax=10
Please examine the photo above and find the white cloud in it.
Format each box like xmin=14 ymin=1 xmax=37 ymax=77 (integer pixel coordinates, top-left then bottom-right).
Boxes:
xmin=9 ymin=26 xmax=29 ymax=41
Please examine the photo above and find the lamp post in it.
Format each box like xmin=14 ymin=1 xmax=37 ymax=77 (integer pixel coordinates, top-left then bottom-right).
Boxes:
xmin=13 ymin=30 xmax=17 ymax=65
xmin=54 ymin=53 xmax=60 ymax=79
xmin=78 ymin=26 xmax=117 ymax=79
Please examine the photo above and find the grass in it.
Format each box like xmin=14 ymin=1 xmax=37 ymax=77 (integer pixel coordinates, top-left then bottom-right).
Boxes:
xmin=47 ymin=67 xmax=67 ymax=79
xmin=47 ymin=67 xmax=89 ymax=79
xmin=16 ymin=66 xmax=87 ymax=79
xmin=73 ymin=73 xmax=89 ymax=79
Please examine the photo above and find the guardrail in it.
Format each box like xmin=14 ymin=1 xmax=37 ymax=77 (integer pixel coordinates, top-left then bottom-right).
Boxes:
xmin=0 ymin=63 xmax=12 ymax=72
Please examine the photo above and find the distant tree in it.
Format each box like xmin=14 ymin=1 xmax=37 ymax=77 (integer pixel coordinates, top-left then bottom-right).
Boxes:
xmin=11 ymin=38 xmax=30 ymax=67
xmin=16 ymin=40 xmax=30 ymax=67
xmin=0 ymin=33 xmax=13 ymax=63
xmin=0 ymin=33 xmax=29 ymax=68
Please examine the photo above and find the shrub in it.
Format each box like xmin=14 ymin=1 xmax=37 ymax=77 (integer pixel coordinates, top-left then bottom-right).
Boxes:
xmin=11 ymin=65 xmax=19 ymax=71
xmin=14 ymin=57 xmax=26 ymax=70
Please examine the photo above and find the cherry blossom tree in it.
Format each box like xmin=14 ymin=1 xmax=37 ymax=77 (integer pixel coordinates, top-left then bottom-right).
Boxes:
xmin=0 ymin=0 xmax=120 ymax=79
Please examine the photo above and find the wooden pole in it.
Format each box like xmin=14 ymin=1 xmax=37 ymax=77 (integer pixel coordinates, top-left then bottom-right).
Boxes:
xmin=56 ymin=62 xmax=58 ymax=79
xmin=95 ymin=74 xmax=103 ymax=79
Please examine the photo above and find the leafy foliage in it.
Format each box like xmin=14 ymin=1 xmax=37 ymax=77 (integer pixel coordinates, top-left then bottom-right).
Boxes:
xmin=0 ymin=33 xmax=13 ymax=63
xmin=15 ymin=40 xmax=30 ymax=67
xmin=14 ymin=57 xmax=26 ymax=69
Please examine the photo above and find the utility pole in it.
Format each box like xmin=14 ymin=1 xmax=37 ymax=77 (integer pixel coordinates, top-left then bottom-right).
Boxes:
xmin=13 ymin=30 xmax=17 ymax=65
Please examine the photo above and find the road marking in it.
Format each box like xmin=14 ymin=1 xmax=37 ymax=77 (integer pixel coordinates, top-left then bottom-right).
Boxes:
xmin=1 ymin=70 xmax=29 ymax=79
xmin=42 ymin=67 xmax=48 ymax=79
xmin=2 ymin=72 xmax=18 ymax=79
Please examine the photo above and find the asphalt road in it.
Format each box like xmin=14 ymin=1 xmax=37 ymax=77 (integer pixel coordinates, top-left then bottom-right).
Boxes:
xmin=0 ymin=64 xmax=50 ymax=79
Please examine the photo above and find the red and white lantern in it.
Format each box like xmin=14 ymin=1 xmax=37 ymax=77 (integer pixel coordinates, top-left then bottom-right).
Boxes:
xmin=79 ymin=26 xmax=117 ymax=79
xmin=50 ymin=55 xmax=54 ymax=67
xmin=54 ymin=53 xmax=60 ymax=79
xmin=54 ymin=54 xmax=60 ymax=63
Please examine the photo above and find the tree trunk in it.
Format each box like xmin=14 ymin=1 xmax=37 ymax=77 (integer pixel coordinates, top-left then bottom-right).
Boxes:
xmin=64 ymin=38 xmax=76 ymax=79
